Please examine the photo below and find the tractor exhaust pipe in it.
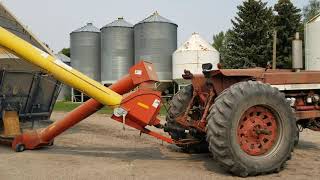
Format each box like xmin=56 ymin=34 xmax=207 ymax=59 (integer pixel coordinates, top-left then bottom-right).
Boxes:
xmin=292 ymin=32 xmax=303 ymax=72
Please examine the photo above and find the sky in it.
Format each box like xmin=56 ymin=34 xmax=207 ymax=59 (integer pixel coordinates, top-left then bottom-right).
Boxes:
xmin=1 ymin=0 xmax=308 ymax=52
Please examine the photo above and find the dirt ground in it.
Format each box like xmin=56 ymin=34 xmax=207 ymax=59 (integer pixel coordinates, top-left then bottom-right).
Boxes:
xmin=1 ymin=112 xmax=320 ymax=180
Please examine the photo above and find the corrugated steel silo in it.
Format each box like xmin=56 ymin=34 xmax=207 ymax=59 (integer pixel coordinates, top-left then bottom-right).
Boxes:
xmin=305 ymin=14 xmax=320 ymax=70
xmin=55 ymin=53 xmax=71 ymax=101
xmin=70 ymin=23 xmax=101 ymax=81
xmin=134 ymin=12 xmax=178 ymax=81
xmin=173 ymin=33 xmax=220 ymax=79
xmin=101 ymin=17 xmax=134 ymax=84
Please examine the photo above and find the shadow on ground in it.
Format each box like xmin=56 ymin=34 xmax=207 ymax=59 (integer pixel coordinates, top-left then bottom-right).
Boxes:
xmin=23 ymin=143 xmax=229 ymax=176
xmin=295 ymin=139 xmax=320 ymax=150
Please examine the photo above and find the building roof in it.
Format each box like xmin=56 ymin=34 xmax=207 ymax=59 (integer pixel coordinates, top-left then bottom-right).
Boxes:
xmin=102 ymin=17 xmax=133 ymax=29
xmin=72 ymin=23 xmax=100 ymax=33
xmin=136 ymin=11 xmax=177 ymax=26
xmin=55 ymin=53 xmax=70 ymax=63
xmin=174 ymin=32 xmax=218 ymax=53
xmin=308 ymin=13 xmax=320 ymax=23
xmin=0 ymin=2 xmax=54 ymax=55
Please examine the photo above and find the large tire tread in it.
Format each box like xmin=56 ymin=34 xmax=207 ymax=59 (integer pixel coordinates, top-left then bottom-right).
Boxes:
xmin=206 ymin=81 xmax=296 ymax=177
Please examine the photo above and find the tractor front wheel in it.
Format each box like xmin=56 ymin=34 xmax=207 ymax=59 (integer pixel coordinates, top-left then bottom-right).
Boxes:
xmin=206 ymin=81 xmax=296 ymax=177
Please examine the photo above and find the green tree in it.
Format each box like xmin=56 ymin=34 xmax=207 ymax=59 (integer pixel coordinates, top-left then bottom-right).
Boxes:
xmin=60 ymin=48 xmax=70 ymax=57
xmin=212 ymin=31 xmax=225 ymax=52
xmin=219 ymin=30 xmax=231 ymax=66
xmin=303 ymin=0 xmax=320 ymax=22
xmin=274 ymin=0 xmax=302 ymax=69
xmin=222 ymin=0 xmax=274 ymax=69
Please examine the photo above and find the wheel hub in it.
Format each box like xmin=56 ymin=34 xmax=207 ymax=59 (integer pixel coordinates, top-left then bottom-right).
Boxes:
xmin=237 ymin=106 xmax=278 ymax=156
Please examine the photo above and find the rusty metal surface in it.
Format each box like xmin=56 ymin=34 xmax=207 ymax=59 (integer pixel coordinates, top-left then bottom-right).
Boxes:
xmin=217 ymin=68 xmax=265 ymax=77
xmin=295 ymin=110 xmax=320 ymax=120
xmin=175 ymin=115 xmax=207 ymax=133
xmin=175 ymin=66 xmax=320 ymax=142
xmin=180 ymin=68 xmax=320 ymax=134
xmin=2 ymin=111 xmax=21 ymax=137
xmin=206 ymin=69 xmax=320 ymax=85
xmin=173 ymin=74 xmax=215 ymax=133
xmin=263 ymin=72 xmax=320 ymax=85
xmin=237 ymin=106 xmax=278 ymax=156
xmin=191 ymin=75 xmax=207 ymax=92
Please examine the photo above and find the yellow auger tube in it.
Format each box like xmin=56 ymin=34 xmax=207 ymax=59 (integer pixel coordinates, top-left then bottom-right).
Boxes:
xmin=0 ymin=27 xmax=122 ymax=107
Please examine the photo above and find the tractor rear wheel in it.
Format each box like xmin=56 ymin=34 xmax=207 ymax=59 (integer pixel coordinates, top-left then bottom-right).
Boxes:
xmin=206 ymin=81 xmax=296 ymax=177
xmin=166 ymin=85 xmax=208 ymax=153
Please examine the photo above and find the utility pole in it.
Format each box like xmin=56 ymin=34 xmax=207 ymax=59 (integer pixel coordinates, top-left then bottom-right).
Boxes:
xmin=272 ymin=30 xmax=277 ymax=70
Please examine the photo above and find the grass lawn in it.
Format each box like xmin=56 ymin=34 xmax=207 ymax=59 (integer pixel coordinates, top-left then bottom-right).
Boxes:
xmin=54 ymin=101 xmax=169 ymax=116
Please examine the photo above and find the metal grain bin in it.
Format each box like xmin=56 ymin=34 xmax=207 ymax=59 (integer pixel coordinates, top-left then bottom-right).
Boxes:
xmin=55 ymin=53 xmax=71 ymax=101
xmin=101 ymin=17 xmax=134 ymax=84
xmin=305 ymin=14 xmax=320 ymax=70
xmin=134 ymin=12 xmax=178 ymax=81
xmin=70 ymin=23 xmax=101 ymax=81
xmin=173 ymin=33 xmax=220 ymax=79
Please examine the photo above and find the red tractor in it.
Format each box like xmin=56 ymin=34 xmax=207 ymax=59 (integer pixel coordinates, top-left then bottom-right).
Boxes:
xmin=1 ymin=27 xmax=317 ymax=177
xmin=165 ymin=63 xmax=320 ymax=176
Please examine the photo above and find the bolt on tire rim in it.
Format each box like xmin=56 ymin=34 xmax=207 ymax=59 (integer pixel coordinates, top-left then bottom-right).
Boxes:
xmin=237 ymin=106 xmax=278 ymax=156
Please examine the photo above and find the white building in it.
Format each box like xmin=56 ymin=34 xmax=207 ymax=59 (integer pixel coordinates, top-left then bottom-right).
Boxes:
xmin=305 ymin=14 xmax=320 ymax=70
xmin=172 ymin=32 xmax=220 ymax=80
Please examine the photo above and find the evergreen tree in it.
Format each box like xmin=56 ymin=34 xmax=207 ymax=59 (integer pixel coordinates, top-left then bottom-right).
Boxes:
xmin=274 ymin=0 xmax=302 ymax=69
xmin=212 ymin=31 xmax=225 ymax=52
xmin=219 ymin=30 xmax=231 ymax=67
xmin=303 ymin=0 xmax=320 ymax=22
xmin=222 ymin=0 xmax=274 ymax=69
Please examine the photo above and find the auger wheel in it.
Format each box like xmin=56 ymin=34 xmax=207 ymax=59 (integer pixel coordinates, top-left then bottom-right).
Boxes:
xmin=206 ymin=81 xmax=296 ymax=177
